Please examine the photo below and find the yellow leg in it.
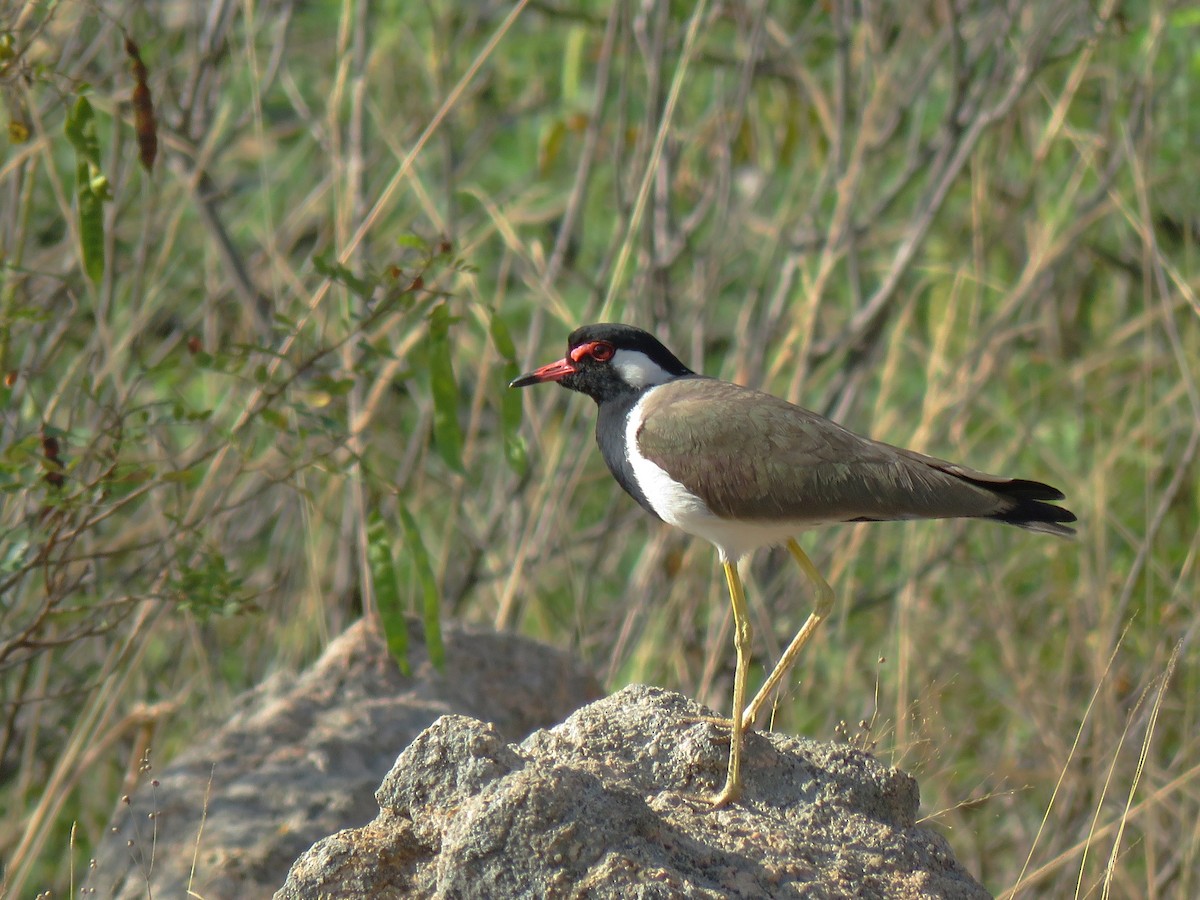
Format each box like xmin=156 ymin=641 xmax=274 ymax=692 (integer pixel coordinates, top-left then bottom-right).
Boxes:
xmin=741 ymin=539 xmax=835 ymax=730
xmin=710 ymin=559 xmax=752 ymax=808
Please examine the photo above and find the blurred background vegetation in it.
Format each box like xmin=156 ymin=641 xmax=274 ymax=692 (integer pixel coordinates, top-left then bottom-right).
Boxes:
xmin=1 ymin=0 xmax=1197 ymax=895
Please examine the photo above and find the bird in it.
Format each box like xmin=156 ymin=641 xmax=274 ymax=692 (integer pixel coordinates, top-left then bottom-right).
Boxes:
xmin=510 ymin=323 xmax=1076 ymax=807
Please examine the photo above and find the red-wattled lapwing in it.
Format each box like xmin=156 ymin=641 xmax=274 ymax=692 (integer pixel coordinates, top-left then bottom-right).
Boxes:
xmin=511 ymin=323 xmax=1076 ymax=807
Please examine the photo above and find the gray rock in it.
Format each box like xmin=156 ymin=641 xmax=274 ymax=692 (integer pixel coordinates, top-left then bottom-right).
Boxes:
xmin=85 ymin=618 xmax=601 ymax=899
xmin=277 ymin=685 xmax=991 ymax=899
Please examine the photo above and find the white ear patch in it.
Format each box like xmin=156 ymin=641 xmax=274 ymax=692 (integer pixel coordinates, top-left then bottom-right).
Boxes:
xmin=612 ymin=349 xmax=676 ymax=388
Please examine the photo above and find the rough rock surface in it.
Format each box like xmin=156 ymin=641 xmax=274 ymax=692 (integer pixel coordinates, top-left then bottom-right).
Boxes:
xmin=85 ymin=618 xmax=601 ymax=899
xmin=277 ymin=685 xmax=991 ymax=899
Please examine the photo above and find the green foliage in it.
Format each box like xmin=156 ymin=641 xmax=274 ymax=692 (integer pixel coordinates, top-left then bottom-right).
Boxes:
xmin=489 ymin=311 xmax=529 ymax=475
xmin=427 ymin=302 xmax=465 ymax=474
xmin=397 ymin=503 xmax=445 ymax=672
xmin=167 ymin=544 xmax=255 ymax=619
xmin=63 ymin=96 xmax=109 ymax=283
xmin=368 ymin=511 xmax=409 ymax=674
xmin=1 ymin=2 xmax=1196 ymax=897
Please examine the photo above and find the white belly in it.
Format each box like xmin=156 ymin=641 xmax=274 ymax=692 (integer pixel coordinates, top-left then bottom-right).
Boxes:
xmin=625 ymin=394 xmax=814 ymax=562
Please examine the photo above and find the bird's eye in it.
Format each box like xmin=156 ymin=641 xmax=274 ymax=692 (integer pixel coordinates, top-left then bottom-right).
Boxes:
xmin=591 ymin=342 xmax=614 ymax=362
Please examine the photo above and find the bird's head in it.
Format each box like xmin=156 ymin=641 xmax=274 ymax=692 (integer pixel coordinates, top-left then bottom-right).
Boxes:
xmin=510 ymin=323 xmax=694 ymax=403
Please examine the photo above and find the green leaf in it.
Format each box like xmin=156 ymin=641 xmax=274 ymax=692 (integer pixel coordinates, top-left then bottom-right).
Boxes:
xmin=260 ymin=408 xmax=289 ymax=430
xmin=538 ymin=118 xmax=566 ymax=174
xmin=562 ymin=26 xmax=585 ymax=105
xmin=397 ymin=504 xmax=444 ymax=670
xmin=312 ymin=250 xmax=373 ymax=300
xmin=64 ymin=95 xmax=101 ymax=166
xmin=312 ymin=375 xmax=355 ymax=396
xmin=489 ymin=311 xmax=527 ymax=475
xmin=488 ymin=310 xmax=517 ymax=360
xmin=76 ymin=181 xmax=104 ymax=283
xmin=0 ymin=529 xmax=32 ymax=575
xmin=427 ymin=304 xmax=464 ymax=473
xmin=368 ymin=512 xmax=409 ymax=674
xmin=160 ymin=466 xmax=204 ymax=487
xmin=395 ymin=233 xmax=430 ymax=252
xmin=66 ymin=96 xmax=107 ymax=283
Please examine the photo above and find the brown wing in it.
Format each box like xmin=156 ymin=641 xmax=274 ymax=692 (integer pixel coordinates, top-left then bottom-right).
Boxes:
xmin=635 ymin=378 xmax=1072 ymax=532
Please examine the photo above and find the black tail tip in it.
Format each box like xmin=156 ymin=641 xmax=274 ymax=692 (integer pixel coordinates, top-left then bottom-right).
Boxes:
xmin=994 ymin=498 xmax=1077 ymax=537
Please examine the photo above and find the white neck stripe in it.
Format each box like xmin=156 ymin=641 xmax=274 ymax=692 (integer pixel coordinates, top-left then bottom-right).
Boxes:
xmin=612 ymin=348 xmax=676 ymax=389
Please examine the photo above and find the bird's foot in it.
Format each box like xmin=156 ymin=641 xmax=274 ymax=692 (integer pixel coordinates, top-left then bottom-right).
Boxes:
xmin=707 ymin=779 xmax=742 ymax=809
xmin=678 ymin=781 xmax=743 ymax=810
xmin=678 ymin=720 xmax=748 ymax=808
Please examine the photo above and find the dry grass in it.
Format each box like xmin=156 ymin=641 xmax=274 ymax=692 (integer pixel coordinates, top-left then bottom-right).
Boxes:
xmin=1 ymin=0 xmax=1197 ymax=896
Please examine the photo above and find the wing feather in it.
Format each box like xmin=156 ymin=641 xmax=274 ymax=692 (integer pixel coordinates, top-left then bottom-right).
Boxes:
xmin=635 ymin=379 xmax=1036 ymax=525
